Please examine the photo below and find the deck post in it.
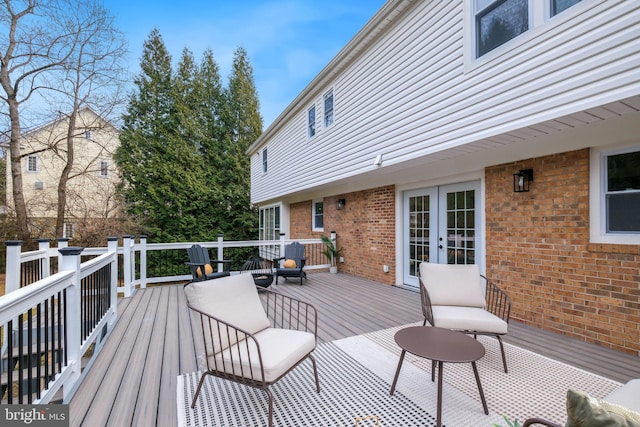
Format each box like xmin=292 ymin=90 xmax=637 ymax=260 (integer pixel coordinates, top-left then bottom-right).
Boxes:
xmin=123 ymin=235 xmax=134 ymax=297
xmin=139 ymin=235 xmax=147 ymax=289
xmin=4 ymin=240 xmax=23 ymax=295
xmin=108 ymin=237 xmax=119 ymax=323
xmin=59 ymin=246 xmax=84 ymax=400
xmin=38 ymin=238 xmax=51 ymax=278
xmin=216 ymin=233 xmax=224 ymax=273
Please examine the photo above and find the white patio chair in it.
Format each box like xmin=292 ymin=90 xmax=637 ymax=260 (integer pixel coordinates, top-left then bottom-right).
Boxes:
xmin=419 ymin=262 xmax=511 ymax=373
xmin=184 ymin=273 xmax=320 ymax=427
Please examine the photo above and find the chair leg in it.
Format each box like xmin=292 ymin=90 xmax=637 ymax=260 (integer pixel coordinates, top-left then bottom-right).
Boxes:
xmin=264 ymin=387 xmax=274 ymax=427
xmin=497 ymin=335 xmax=508 ymax=373
xmin=191 ymin=371 xmax=211 ymax=409
xmin=309 ymin=354 xmax=320 ymax=393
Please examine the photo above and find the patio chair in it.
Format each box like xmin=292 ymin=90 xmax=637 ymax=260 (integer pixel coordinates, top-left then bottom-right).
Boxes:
xmin=184 ymin=273 xmax=320 ymax=427
xmin=185 ymin=244 xmax=232 ymax=282
xmin=273 ymin=242 xmax=307 ymax=285
xmin=419 ymin=262 xmax=511 ymax=373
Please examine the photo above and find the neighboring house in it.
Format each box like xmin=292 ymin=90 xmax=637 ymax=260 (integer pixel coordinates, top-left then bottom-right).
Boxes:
xmin=248 ymin=0 xmax=640 ymax=355
xmin=3 ymin=107 xmax=120 ymax=240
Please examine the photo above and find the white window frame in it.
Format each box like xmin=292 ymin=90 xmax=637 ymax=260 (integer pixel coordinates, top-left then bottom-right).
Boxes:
xmin=262 ymin=147 xmax=268 ymax=174
xmin=589 ymin=144 xmax=640 ymax=245
xmin=63 ymin=222 xmax=75 ymax=239
xmin=259 ymin=204 xmax=281 ymax=241
xmin=467 ymin=0 xmax=584 ymax=62
xmin=312 ymin=200 xmax=324 ymax=232
xmin=323 ymin=89 xmax=334 ymax=128
xmin=27 ymin=155 xmax=39 ymax=173
xmin=99 ymin=160 xmax=109 ymax=178
xmin=307 ymin=105 xmax=316 ymax=138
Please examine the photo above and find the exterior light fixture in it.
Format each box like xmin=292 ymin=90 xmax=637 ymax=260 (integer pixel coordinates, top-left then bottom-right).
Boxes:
xmin=513 ymin=169 xmax=534 ymax=192
xmin=336 ymin=198 xmax=346 ymax=210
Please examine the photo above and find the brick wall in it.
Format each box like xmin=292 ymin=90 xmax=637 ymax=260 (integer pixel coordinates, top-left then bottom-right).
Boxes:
xmin=486 ymin=149 xmax=640 ymax=355
xmin=289 ymin=185 xmax=396 ymax=284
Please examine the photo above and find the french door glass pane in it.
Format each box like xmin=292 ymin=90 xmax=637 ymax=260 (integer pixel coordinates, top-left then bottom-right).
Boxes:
xmin=446 ymin=190 xmax=475 ymax=264
xmin=409 ymin=195 xmax=430 ymax=276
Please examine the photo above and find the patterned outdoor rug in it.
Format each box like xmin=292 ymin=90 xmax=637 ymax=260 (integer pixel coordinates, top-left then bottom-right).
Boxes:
xmin=177 ymin=324 xmax=622 ymax=426
xmin=177 ymin=336 xmax=500 ymax=426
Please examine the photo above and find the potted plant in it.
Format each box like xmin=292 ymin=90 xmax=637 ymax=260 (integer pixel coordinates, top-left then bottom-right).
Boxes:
xmin=321 ymin=234 xmax=343 ymax=273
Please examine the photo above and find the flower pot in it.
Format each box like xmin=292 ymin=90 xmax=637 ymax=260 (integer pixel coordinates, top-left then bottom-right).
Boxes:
xmin=329 ymin=266 xmax=338 ymax=274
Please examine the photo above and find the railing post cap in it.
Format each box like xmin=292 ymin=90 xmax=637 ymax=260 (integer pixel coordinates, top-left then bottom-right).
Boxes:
xmin=139 ymin=235 xmax=147 ymax=239
xmin=122 ymin=234 xmax=133 ymax=239
xmin=59 ymin=247 xmax=84 ymax=256
xmin=217 ymin=233 xmax=224 ymax=237
xmin=57 ymin=237 xmax=70 ymax=242
xmin=107 ymin=236 xmax=119 ymax=241
xmin=37 ymin=238 xmax=51 ymax=243
xmin=5 ymin=240 xmax=23 ymax=246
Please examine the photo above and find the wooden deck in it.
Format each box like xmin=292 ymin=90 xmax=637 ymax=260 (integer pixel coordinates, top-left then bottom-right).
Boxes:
xmin=68 ymin=272 xmax=640 ymax=427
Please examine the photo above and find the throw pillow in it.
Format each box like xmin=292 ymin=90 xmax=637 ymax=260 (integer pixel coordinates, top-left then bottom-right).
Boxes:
xmin=566 ymin=389 xmax=640 ymax=427
xmin=283 ymin=259 xmax=297 ymax=268
xmin=196 ymin=263 xmax=213 ymax=277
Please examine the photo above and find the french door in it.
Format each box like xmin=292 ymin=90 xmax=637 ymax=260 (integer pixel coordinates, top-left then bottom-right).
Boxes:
xmin=403 ymin=181 xmax=480 ymax=289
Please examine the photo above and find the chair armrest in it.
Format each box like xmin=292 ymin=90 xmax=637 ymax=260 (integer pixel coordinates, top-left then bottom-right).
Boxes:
xmin=522 ymin=418 xmax=562 ymax=427
xmin=418 ymin=278 xmax=435 ymax=327
xmin=482 ymin=276 xmax=511 ymax=323
xmin=259 ymin=288 xmax=317 ymax=337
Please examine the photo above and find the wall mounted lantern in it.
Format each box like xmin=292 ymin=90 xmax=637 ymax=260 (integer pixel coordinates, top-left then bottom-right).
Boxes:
xmin=513 ymin=169 xmax=534 ymax=192
xmin=336 ymin=198 xmax=346 ymax=210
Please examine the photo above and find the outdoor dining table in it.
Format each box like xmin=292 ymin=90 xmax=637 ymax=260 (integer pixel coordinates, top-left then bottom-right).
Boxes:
xmin=389 ymin=326 xmax=489 ymax=427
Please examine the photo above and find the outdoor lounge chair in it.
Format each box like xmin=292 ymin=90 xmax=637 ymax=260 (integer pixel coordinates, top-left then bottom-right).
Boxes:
xmin=184 ymin=273 xmax=320 ymax=427
xmin=419 ymin=262 xmax=511 ymax=373
xmin=273 ymin=242 xmax=307 ymax=285
xmin=185 ymin=244 xmax=232 ymax=282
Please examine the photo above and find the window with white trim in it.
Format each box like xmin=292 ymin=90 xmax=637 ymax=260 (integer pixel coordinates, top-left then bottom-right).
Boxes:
xmin=323 ymin=89 xmax=334 ymax=128
xmin=472 ymin=0 xmax=583 ymax=58
xmin=27 ymin=155 xmax=38 ymax=173
xmin=63 ymin=222 xmax=75 ymax=239
xmin=312 ymin=200 xmax=324 ymax=231
xmin=259 ymin=205 xmax=281 ymax=241
xmin=262 ymin=147 xmax=268 ymax=173
xmin=308 ymin=105 xmax=316 ymax=138
xmin=590 ymin=145 xmax=640 ymax=244
xmin=99 ymin=160 xmax=109 ymax=178
xmin=550 ymin=0 xmax=582 ymax=17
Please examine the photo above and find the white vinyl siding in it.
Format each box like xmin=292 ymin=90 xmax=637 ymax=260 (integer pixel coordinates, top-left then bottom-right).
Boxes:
xmin=249 ymin=1 xmax=638 ymax=204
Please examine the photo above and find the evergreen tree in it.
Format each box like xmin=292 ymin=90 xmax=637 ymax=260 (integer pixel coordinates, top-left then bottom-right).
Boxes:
xmin=115 ymin=30 xmax=204 ymax=242
xmin=219 ymin=47 xmax=263 ymax=240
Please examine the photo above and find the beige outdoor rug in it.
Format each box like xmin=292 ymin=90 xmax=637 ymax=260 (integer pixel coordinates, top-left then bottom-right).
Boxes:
xmin=177 ymin=323 xmax=622 ymax=426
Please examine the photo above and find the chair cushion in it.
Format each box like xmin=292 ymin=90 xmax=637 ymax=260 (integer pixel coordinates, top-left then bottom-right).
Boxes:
xmin=196 ymin=263 xmax=213 ymax=277
xmin=284 ymin=259 xmax=297 ymax=268
xmin=184 ymin=274 xmax=271 ymax=351
xmin=566 ymin=389 xmax=640 ymax=427
xmin=606 ymin=380 xmax=640 ymax=413
xmin=432 ymin=306 xmax=508 ymax=334
xmin=210 ymin=328 xmax=316 ymax=383
xmin=419 ymin=263 xmax=486 ymax=308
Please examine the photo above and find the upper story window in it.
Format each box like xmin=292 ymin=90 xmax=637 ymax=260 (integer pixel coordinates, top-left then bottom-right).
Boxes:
xmin=308 ymin=105 xmax=316 ymax=138
xmin=590 ymin=145 xmax=640 ymax=244
xmin=312 ymin=200 xmax=324 ymax=231
xmin=473 ymin=0 xmax=583 ymax=58
xmin=262 ymin=147 xmax=268 ymax=173
xmin=551 ymin=0 xmax=582 ymax=17
xmin=99 ymin=160 xmax=109 ymax=178
xmin=323 ymin=90 xmax=334 ymax=128
xmin=85 ymin=131 xmax=92 ymax=139
xmin=63 ymin=222 xmax=75 ymax=239
xmin=27 ymin=155 xmax=38 ymax=173
xmin=476 ymin=0 xmax=529 ymax=58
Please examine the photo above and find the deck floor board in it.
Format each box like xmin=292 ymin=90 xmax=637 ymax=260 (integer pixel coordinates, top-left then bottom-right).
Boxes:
xmin=68 ymin=273 xmax=640 ymax=426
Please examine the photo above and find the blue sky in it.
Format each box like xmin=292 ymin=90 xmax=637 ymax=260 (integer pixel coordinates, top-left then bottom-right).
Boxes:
xmin=105 ymin=0 xmax=386 ymax=129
